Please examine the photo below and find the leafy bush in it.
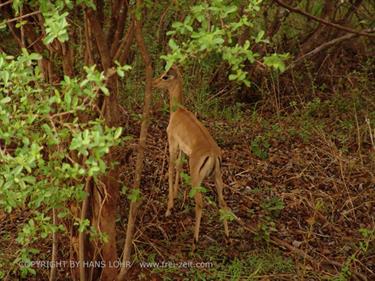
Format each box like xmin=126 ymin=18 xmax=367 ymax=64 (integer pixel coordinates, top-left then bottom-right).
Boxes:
xmin=162 ymin=0 xmax=288 ymax=86
xmin=0 ymin=50 xmax=122 ymax=277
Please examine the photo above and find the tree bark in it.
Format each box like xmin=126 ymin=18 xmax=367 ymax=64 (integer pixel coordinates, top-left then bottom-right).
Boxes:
xmin=117 ymin=3 xmax=154 ymax=279
xmin=85 ymin=7 xmax=124 ymax=281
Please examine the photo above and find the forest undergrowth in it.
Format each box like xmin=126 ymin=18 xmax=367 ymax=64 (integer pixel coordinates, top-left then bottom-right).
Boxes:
xmin=114 ymin=62 xmax=375 ymax=280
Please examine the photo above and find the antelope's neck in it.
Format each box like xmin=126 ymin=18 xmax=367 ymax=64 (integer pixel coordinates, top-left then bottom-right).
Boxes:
xmin=168 ymin=82 xmax=183 ymax=113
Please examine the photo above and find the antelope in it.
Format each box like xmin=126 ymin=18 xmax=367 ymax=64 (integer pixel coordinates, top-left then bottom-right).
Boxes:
xmin=153 ymin=66 xmax=230 ymax=247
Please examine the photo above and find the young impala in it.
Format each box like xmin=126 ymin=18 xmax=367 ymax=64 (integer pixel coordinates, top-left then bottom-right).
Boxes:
xmin=153 ymin=66 xmax=230 ymax=247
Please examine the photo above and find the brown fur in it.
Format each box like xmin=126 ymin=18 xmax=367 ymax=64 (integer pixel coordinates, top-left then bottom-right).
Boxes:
xmin=153 ymin=66 xmax=230 ymax=247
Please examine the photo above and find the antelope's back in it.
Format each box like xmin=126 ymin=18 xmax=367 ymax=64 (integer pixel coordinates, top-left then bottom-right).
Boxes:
xmin=168 ymin=108 xmax=221 ymax=156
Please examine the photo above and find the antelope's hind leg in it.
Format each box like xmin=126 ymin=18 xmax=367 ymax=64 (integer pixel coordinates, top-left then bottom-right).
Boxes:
xmin=190 ymin=155 xmax=206 ymax=251
xmin=192 ymin=178 xmax=203 ymax=251
xmin=214 ymin=159 xmax=229 ymax=239
xmin=166 ymin=136 xmax=178 ymax=217
xmin=173 ymin=151 xmax=183 ymax=199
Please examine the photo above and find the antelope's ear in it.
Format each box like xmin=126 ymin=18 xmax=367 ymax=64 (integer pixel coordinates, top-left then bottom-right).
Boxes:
xmin=170 ymin=65 xmax=179 ymax=71
xmin=166 ymin=67 xmax=178 ymax=79
xmin=170 ymin=65 xmax=182 ymax=77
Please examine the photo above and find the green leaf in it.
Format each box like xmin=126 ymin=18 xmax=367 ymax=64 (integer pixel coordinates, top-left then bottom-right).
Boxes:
xmin=0 ymin=97 xmax=11 ymax=104
xmin=114 ymin=127 xmax=122 ymax=139
xmin=219 ymin=209 xmax=236 ymax=222
xmin=0 ymin=20 xmax=7 ymax=30
xmin=77 ymin=219 xmax=90 ymax=233
xmin=189 ymin=186 xmax=207 ymax=198
xmin=263 ymin=53 xmax=289 ymax=73
xmin=43 ymin=11 xmax=70 ymax=44
xmin=128 ymin=188 xmax=141 ymax=202
xmin=255 ymin=30 xmax=265 ymax=43
xmin=13 ymin=165 xmax=23 ymax=176
xmin=168 ymin=39 xmax=179 ymax=50
xmin=64 ymin=91 xmax=71 ymax=109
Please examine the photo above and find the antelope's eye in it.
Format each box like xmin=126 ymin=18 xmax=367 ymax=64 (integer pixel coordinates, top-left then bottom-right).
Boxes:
xmin=162 ymin=75 xmax=169 ymax=80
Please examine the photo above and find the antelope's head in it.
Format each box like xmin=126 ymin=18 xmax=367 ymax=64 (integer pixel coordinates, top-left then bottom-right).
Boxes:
xmin=153 ymin=65 xmax=182 ymax=90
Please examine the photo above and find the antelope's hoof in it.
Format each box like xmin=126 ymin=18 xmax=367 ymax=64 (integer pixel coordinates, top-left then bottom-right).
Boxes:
xmin=191 ymin=243 xmax=196 ymax=253
xmin=191 ymin=239 xmax=198 ymax=253
xmin=225 ymin=236 xmax=232 ymax=245
xmin=165 ymin=209 xmax=171 ymax=217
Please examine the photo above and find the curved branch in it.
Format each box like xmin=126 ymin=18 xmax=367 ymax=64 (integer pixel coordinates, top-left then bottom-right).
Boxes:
xmin=0 ymin=0 xmax=12 ymax=9
xmin=273 ymin=0 xmax=375 ymax=38
xmin=287 ymin=28 xmax=375 ymax=71
xmin=5 ymin=10 xmax=41 ymax=23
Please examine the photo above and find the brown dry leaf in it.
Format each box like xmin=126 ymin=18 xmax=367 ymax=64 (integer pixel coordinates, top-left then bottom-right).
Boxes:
xmin=306 ymin=216 xmax=316 ymax=226
xmin=0 ymin=210 xmax=6 ymax=221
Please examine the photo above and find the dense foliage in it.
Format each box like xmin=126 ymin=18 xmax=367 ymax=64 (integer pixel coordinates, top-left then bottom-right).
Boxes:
xmin=0 ymin=0 xmax=374 ymax=280
xmin=0 ymin=51 xmax=123 ymax=277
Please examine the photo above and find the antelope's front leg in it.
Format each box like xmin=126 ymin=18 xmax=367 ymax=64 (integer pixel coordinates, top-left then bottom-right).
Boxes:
xmin=166 ymin=136 xmax=178 ymax=217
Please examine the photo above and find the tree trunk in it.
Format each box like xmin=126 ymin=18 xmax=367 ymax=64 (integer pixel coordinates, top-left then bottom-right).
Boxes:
xmin=117 ymin=4 xmax=154 ymax=279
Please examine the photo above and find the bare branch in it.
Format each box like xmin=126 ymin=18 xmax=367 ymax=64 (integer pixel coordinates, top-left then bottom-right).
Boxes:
xmin=79 ymin=178 xmax=91 ymax=281
xmin=287 ymin=28 xmax=375 ymax=71
xmin=109 ymin=0 xmax=129 ymax=57
xmin=5 ymin=10 xmax=41 ymax=23
xmin=1 ymin=7 xmax=24 ymax=48
xmin=273 ymin=0 xmax=375 ymax=38
xmin=107 ymin=0 xmax=123 ymax=46
xmin=84 ymin=12 xmax=94 ymax=65
xmin=0 ymin=0 xmax=12 ymax=9
xmin=113 ymin=19 xmax=135 ymax=64
xmin=86 ymin=9 xmax=112 ymax=70
xmin=49 ymin=208 xmax=57 ymax=281
xmin=117 ymin=3 xmax=154 ymax=280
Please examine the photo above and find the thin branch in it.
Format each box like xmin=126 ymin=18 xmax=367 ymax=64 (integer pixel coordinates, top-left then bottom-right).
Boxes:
xmin=366 ymin=118 xmax=375 ymax=150
xmin=117 ymin=5 xmax=154 ymax=280
xmin=0 ymin=0 xmax=12 ymax=9
xmin=84 ymin=12 xmax=94 ymax=66
xmin=107 ymin=0 xmax=123 ymax=46
xmin=113 ymin=19 xmax=135 ymax=64
xmin=287 ymin=28 xmax=374 ymax=70
xmin=79 ymin=177 xmax=91 ymax=281
xmin=1 ymin=8 xmax=24 ymax=48
xmin=49 ymin=208 xmax=57 ymax=281
xmin=26 ymin=34 xmax=43 ymax=49
xmin=5 ymin=10 xmax=41 ymax=23
xmin=60 ymin=42 xmax=74 ymax=76
xmin=340 ymin=0 xmax=363 ymax=24
xmin=156 ymin=4 xmax=171 ymax=44
xmin=86 ymin=9 xmax=112 ymax=70
xmin=273 ymin=0 xmax=375 ymax=38
xmin=109 ymin=0 xmax=129 ymax=57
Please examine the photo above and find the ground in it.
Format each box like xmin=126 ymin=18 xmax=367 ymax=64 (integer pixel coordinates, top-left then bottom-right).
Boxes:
xmin=0 ymin=89 xmax=374 ymax=281
xmin=119 ymin=91 xmax=375 ymax=280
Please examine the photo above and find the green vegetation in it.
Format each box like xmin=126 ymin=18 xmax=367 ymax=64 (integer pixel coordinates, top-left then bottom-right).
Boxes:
xmin=0 ymin=0 xmax=374 ymax=280
xmin=0 ymin=51 xmax=124 ymax=278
